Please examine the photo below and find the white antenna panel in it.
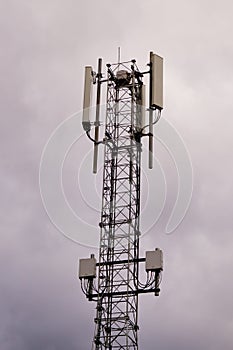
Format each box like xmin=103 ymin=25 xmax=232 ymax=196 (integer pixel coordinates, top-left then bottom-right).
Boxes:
xmin=82 ymin=66 xmax=93 ymax=129
xmin=141 ymin=84 xmax=146 ymax=129
xmin=151 ymin=54 xmax=163 ymax=109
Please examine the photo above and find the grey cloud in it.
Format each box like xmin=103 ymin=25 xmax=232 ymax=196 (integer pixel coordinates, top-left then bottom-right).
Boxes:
xmin=1 ymin=0 xmax=233 ymax=349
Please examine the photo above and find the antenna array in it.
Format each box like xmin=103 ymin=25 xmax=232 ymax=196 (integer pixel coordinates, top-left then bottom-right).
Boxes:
xmin=79 ymin=52 xmax=164 ymax=350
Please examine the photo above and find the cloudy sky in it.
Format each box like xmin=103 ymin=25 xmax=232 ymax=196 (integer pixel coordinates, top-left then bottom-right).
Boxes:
xmin=1 ymin=0 xmax=233 ymax=349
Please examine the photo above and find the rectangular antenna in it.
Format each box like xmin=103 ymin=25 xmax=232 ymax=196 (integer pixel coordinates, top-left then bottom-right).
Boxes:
xmin=151 ymin=53 xmax=163 ymax=109
xmin=141 ymin=84 xmax=145 ymax=129
xmin=82 ymin=66 xmax=93 ymax=131
xmin=148 ymin=52 xmax=163 ymax=168
xmin=93 ymin=58 xmax=102 ymax=174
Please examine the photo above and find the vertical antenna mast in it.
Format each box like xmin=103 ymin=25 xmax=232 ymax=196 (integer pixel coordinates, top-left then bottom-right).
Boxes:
xmin=79 ymin=51 xmax=164 ymax=350
xmin=93 ymin=58 xmax=102 ymax=173
xmin=118 ymin=47 xmax=121 ymax=65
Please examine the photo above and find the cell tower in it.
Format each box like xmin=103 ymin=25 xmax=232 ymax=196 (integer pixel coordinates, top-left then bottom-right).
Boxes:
xmin=79 ymin=51 xmax=164 ymax=349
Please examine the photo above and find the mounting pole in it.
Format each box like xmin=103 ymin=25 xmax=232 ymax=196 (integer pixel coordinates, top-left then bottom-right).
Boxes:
xmin=93 ymin=58 xmax=102 ymax=174
xmin=149 ymin=51 xmax=154 ymax=169
xmin=118 ymin=47 xmax=121 ymax=65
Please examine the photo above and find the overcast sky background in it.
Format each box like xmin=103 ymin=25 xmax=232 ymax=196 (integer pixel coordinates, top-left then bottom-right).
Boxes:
xmin=1 ymin=1 xmax=233 ymax=349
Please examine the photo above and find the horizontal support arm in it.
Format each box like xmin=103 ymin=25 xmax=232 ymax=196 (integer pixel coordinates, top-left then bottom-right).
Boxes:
xmin=96 ymin=257 xmax=145 ymax=267
xmin=88 ymin=288 xmax=160 ymax=299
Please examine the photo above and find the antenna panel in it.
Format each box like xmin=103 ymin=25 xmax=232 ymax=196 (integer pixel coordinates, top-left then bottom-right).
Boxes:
xmin=82 ymin=66 xmax=93 ymax=131
xmin=151 ymin=53 xmax=163 ymax=109
xmin=141 ymin=84 xmax=146 ymax=129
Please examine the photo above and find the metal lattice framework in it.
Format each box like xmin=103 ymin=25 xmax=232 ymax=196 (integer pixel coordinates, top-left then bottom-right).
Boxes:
xmin=79 ymin=55 xmax=163 ymax=350
xmin=93 ymin=61 xmax=141 ymax=349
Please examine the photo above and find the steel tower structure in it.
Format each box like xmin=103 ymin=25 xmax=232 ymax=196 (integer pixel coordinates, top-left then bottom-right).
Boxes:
xmin=79 ymin=52 xmax=164 ymax=350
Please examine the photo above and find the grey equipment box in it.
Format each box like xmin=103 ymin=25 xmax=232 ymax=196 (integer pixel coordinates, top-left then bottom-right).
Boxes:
xmin=145 ymin=248 xmax=163 ymax=272
xmin=79 ymin=257 xmax=97 ymax=279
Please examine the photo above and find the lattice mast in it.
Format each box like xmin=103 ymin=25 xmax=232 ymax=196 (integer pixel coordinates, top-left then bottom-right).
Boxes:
xmin=79 ymin=52 xmax=164 ymax=350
